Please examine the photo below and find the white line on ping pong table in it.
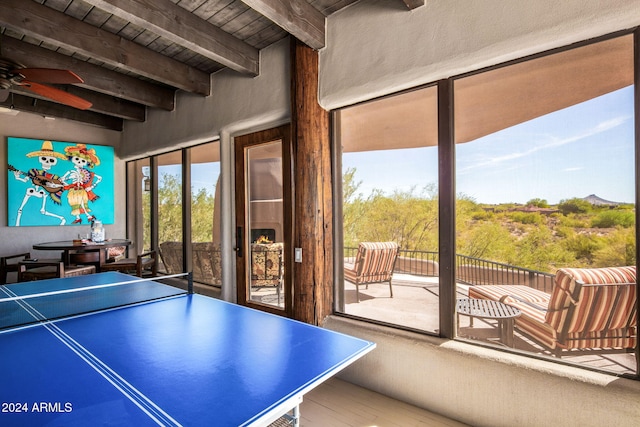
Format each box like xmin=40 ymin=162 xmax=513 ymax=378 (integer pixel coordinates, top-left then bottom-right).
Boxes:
xmin=0 ymin=283 xmax=184 ymax=426
xmin=0 ymin=273 xmax=189 ymax=303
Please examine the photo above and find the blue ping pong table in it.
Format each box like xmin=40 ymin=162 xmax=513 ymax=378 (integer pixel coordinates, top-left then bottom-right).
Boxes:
xmin=0 ymin=272 xmax=375 ymax=426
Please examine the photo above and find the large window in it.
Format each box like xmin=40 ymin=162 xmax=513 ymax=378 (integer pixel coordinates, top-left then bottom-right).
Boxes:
xmin=335 ymin=32 xmax=637 ymax=376
xmin=454 ymin=34 xmax=636 ymax=375
xmin=126 ymin=141 xmax=221 ymax=289
xmin=335 ymin=86 xmax=440 ymax=333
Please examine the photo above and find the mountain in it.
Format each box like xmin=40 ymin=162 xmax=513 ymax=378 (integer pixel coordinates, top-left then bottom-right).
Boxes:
xmin=582 ymin=194 xmax=619 ymax=206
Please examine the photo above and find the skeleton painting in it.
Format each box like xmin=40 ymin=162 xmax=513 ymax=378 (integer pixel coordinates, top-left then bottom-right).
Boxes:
xmin=7 ymin=138 xmax=114 ymax=227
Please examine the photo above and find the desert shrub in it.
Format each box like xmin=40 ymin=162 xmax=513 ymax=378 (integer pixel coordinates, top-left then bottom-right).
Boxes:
xmin=591 ymin=210 xmax=634 ymax=228
xmin=507 ymin=211 xmax=543 ymax=225
xmin=558 ymin=198 xmax=592 ymax=215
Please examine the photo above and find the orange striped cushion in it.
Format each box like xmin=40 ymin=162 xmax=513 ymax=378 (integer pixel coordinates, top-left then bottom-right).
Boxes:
xmin=469 ymin=285 xmax=550 ymax=304
xmin=344 ymin=242 xmax=398 ymax=284
xmin=546 ymin=266 xmax=636 ymax=333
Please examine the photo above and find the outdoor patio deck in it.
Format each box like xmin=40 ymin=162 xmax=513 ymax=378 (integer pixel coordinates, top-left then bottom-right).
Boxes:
xmin=343 ymin=273 xmax=636 ymax=376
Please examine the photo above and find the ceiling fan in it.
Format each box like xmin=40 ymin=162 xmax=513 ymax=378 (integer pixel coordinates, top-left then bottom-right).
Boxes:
xmin=0 ymin=55 xmax=92 ymax=110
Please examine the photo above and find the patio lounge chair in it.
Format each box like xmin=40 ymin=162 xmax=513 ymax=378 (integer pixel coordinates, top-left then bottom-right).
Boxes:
xmin=468 ymin=266 xmax=637 ymax=356
xmin=344 ymin=242 xmax=400 ymax=302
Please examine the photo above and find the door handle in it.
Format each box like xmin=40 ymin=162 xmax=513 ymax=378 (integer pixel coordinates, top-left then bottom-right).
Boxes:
xmin=235 ymin=226 xmax=243 ymax=257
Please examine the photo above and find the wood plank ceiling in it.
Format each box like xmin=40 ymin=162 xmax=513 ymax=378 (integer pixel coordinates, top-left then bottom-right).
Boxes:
xmin=0 ymin=0 xmax=423 ymax=131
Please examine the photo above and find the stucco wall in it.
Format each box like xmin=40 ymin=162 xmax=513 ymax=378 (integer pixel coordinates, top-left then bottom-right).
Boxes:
xmin=0 ymin=112 xmax=124 ymax=260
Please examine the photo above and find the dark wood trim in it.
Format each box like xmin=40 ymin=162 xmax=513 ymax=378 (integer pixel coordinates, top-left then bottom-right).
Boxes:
xmin=438 ymin=78 xmax=456 ymax=339
xmin=234 ymin=125 xmax=293 ymax=317
xmin=291 ymin=37 xmax=332 ymax=325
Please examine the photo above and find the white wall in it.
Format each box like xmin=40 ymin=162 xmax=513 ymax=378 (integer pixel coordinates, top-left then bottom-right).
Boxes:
xmin=0 ymin=111 xmax=124 ymax=261
xmin=320 ymin=1 xmax=640 ymax=426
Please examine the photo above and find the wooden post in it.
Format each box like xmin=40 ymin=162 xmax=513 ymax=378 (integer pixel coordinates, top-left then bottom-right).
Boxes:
xmin=290 ymin=37 xmax=332 ymax=325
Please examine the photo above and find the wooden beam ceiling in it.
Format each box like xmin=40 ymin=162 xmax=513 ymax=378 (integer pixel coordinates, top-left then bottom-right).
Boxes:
xmin=0 ymin=0 xmax=211 ymax=95
xmin=1 ymin=36 xmax=175 ymax=111
xmin=0 ymin=93 xmax=123 ymax=130
xmin=242 ymin=0 xmax=326 ymax=50
xmin=81 ymin=0 xmax=259 ymax=75
xmin=11 ymin=85 xmax=145 ymax=121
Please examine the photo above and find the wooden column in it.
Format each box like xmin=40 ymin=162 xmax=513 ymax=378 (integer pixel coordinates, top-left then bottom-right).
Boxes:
xmin=290 ymin=37 xmax=332 ymax=325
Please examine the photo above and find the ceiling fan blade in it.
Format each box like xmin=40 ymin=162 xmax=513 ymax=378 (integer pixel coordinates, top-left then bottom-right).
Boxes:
xmin=22 ymin=81 xmax=92 ymax=110
xmin=17 ymin=68 xmax=85 ymax=84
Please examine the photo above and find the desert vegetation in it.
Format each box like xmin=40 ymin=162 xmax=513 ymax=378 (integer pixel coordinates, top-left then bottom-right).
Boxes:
xmin=343 ymin=168 xmax=635 ymax=273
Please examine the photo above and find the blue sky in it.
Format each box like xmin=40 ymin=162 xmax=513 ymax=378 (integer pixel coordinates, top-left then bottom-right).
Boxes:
xmin=343 ymin=86 xmax=635 ymax=205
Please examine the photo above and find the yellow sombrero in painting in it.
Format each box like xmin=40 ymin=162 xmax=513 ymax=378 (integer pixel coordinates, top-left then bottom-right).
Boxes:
xmin=26 ymin=140 xmax=67 ymax=160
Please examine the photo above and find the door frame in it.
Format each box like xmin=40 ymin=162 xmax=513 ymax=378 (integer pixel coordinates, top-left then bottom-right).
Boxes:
xmin=234 ymin=124 xmax=293 ymax=316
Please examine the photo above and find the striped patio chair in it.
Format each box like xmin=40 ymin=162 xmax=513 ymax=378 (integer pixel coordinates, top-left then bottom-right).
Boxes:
xmin=469 ymin=266 xmax=636 ymax=356
xmin=344 ymin=242 xmax=400 ymax=302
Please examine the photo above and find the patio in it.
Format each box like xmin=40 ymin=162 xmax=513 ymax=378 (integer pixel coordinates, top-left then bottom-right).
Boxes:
xmin=342 ymin=273 xmax=636 ymax=376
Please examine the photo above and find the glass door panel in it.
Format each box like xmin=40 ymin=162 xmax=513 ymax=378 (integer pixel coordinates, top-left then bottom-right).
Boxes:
xmin=246 ymin=141 xmax=284 ymax=307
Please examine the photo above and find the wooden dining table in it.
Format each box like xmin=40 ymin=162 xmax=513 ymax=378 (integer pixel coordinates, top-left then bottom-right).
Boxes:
xmin=33 ymin=239 xmax=131 ymax=272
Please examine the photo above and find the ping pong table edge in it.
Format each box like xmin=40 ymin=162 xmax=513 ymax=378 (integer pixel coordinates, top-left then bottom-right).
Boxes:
xmin=246 ymin=341 xmax=376 ymax=427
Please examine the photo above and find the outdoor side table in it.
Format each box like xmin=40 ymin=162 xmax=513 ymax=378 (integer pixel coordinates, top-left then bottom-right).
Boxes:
xmin=456 ymin=298 xmax=521 ymax=347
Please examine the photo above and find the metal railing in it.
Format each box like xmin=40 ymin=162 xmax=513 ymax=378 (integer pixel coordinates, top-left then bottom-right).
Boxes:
xmin=344 ymin=247 xmax=555 ymax=292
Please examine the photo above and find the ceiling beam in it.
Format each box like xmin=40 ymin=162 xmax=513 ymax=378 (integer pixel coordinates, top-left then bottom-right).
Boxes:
xmin=11 ymin=85 xmax=145 ymax=121
xmin=241 ymin=0 xmax=325 ymax=50
xmin=81 ymin=0 xmax=259 ymax=76
xmin=402 ymin=0 xmax=425 ymax=10
xmin=0 ymin=93 xmax=123 ymax=131
xmin=0 ymin=0 xmax=210 ymax=95
xmin=1 ymin=37 xmax=174 ymax=111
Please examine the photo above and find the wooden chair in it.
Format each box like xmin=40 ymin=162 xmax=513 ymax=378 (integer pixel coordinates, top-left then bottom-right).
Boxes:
xmin=2 ymin=253 xmax=65 ymax=284
xmin=2 ymin=252 xmax=32 ymax=284
xmin=18 ymin=261 xmax=96 ymax=282
xmin=99 ymin=251 xmax=157 ymax=277
xmin=344 ymin=242 xmax=400 ymax=302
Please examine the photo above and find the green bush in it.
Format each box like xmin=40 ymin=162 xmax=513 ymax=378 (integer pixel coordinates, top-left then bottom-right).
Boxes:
xmin=558 ymin=198 xmax=592 ymax=215
xmin=591 ymin=210 xmax=635 ymax=228
xmin=507 ymin=211 xmax=543 ymax=225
